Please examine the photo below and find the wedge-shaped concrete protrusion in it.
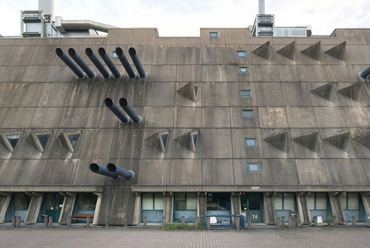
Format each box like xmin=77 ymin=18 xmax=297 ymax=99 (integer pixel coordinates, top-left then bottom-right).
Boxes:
xmin=353 ymin=132 xmax=370 ymax=150
xmin=276 ymin=41 xmax=296 ymax=61
xmin=177 ymin=82 xmax=199 ymax=102
xmin=0 ymin=133 xmax=21 ymax=153
xmin=300 ymin=41 xmax=321 ymax=60
xmin=31 ymin=133 xmax=51 ymax=153
xmin=252 ymin=41 xmax=270 ymax=60
xmin=263 ymin=131 xmax=288 ymax=152
xmin=310 ymin=83 xmax=333 ymax=101
xmin=324 ymin=42 xmax=346 ymax=61
xmin=323 ymin=132 xmax=350 ymax=151
xmin=60 ymin=132 xmax=80 ymax=153
xmin=293 ymin=132 xmax=319 ymax=152
xmin=337 ymin=83 xmax=362 ymax=102
xmin=175 ymin=130 xmax=199 ymax=153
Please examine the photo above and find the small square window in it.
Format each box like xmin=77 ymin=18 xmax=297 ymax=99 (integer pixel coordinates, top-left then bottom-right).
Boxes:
xmin=209 ymin=32 xmax=218 ymax=38
xmin=245 ymin=138 xmax=257 ymax=147
xmin=238 ymin=67 xmax=249 ymax=74
xmin=237 ymin=51 xmax=247 ymax=57
xmin=242 ymin=109 xmax=254 ymax=118
xmin=240 ymin=90 xmax=251 ymax=98
xmin=248 ymin=163 xmax=260 ymax=172
xmin=112 ymin=51 xmax=118 ymax=58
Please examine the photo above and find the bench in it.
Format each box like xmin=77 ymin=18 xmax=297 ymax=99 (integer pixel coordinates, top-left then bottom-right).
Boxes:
xmin=71 ymin=213 xmax=94 ymax=223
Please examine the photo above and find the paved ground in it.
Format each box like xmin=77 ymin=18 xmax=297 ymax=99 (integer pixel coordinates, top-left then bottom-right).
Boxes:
xmin=0 ymin=227 xmax=369 ymax=248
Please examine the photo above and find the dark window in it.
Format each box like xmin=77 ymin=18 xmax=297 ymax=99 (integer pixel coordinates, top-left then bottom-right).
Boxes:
xmin=207 ymin=193 xmax=230 ymax=211
xmin=37 ymin=134 xmax=50 ymax=148
xmin=77 ymin=193 xmax=97 ymax=211
xmin=240 ymin=90 xmax=251 ymax=98
xmin=14 ymin=193 xmax=31 ymax=210
xmin=209 ymin=32 xmax=218 ymax=38
xmin=238 ymin=67 xmax=249 ymax=74
xmin=67 ymin=134 xmax=80 ymax=149
xmin=6 ymin=134 xmax=21 ymax=149
xmin=174 ymin=193 xmax=197 ymax=211
xmin=161 ymin=133 xmax=169 ymax=149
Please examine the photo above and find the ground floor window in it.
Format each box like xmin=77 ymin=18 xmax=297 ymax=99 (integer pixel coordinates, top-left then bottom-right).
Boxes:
xmin=207 ymin=193 xmax=230 ymax=211
xmin=340 ymin=193 xmax=359 ymax=210
xmin=307 ymin=193 xmax=327 ymax=210
xmin=174 ymin=193 xmax=197 ymax=211
xmin=274 ymin=193 xmax=295 ymax=210
xmin=14 ymin=193 xmax=31 ymax=210
xmin=142 ymin=193 xmax=163 ymax=210
xmin=77 ymin=193 xmax=97 ymax=210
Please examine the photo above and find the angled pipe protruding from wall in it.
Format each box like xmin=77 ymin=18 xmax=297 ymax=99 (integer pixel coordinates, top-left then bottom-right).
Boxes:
xmin=68 ymin=48 xmax=96 ymax=78
xmin=119 ymin=98 xmax=142 ymax=124
xmin=55 ymin=48 xmax=86 ymax=79
xmin=104 ymin=98 xmax=130 ymax=124
xmin=107 ymin=163 xmax=135 ymax=180
xmin=98 ymin=47 xmax=122 ymax=78
xmin=358 ymin=66 xmax=370 ymax=79
xmin=89 ymin=163 xmax=118 ymax=179
xmin=85 ymin=48 xmax=111 ymax=78
xmin=116 ymin=47 xmax=137 ymax=78
xmin=129 ymin=47 xmax=147 ymax=78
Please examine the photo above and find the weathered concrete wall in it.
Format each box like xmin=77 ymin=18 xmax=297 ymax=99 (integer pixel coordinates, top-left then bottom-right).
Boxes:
xmin=0 ymin=28 xmax=370 ymax=224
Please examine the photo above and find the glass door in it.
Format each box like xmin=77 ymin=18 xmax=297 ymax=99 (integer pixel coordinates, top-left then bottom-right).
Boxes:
xmin=46 ymin=193 xmax=64 ymax=222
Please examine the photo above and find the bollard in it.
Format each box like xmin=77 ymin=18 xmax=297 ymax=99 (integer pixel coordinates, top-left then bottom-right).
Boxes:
xmin=143 ymin=216 xmax=147 ymax=227
xmin=352 ymin=216 xmax=356 ymax=227
xmin=275 ymin=217 xmax=280 ymax=230
xmin=195 ymin=216 xmax=199 ymax=230
xmin=44 ymin=215 xmax=48 ymax=228
xmin=281 ymin=216 xmax=285 ymax=228
xmin=48 ymin=216 xmax=53 ymax=228
xmin=162 ymin=216 xmax=166 ymax=227
xmin=105 ymin=223 xmax=109 ymax=228
xmin=86 ymin=216 xmax=90 ymax=228
xmin=67 ymin=217 xmax=71 ymax=227
xmin=313 ymin=216 xmax=318 ymax=227
xmin=181 ymin=216 xmax=185 ymax=224
xmin=248 ymin=217 xmax=251 ymax=230
xmin=333 ymin=216 xmax=337 ymax=227
xmin=206 ymin=217 xmax=211 ymax=230
xmin=12 ymin=216 xmax=16 ymax=228
xmin=15 ymin=216 xmax=21 ymax=228
xmin=235 ymin=216 xmax=240 ymax=230
xmin=124 ymin=217 xmax=128 ymax=229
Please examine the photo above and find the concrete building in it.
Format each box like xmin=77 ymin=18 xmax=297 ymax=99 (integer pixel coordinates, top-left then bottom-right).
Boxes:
xmin=0 ymin=25 xmax=370 ymax=226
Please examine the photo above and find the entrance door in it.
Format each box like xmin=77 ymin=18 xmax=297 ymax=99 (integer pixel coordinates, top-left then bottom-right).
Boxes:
xmin=45 ymin=193 xmax=63 ymax=222
xmin=241 ymin=193 xmax=263 ymax=223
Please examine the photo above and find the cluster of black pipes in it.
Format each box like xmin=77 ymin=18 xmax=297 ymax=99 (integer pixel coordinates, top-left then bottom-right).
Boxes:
xmin=90 ymin=163 xmax=135 ymax=180
xmin=105 ymin=97 xmax=142 ymax=124
xmin=56 ymin=47 xmax=147 ymax=79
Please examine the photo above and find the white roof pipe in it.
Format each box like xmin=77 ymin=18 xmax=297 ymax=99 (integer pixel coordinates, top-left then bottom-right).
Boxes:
xmin=259 ymin=0 xmax=265 ymax=15
xmin=61 ymin=20 xmax=117 ymax=33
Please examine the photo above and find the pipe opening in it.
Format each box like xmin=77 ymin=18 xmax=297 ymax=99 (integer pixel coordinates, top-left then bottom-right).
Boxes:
xmin=115 ymin=47 xmax=123 ymax=56
xmin=119 ymin=98 xmax=128 ymax=107
xmin=104 ymin=98 xmax=113 ymax=107
xmin=86 ymin=48 xmax=93 ymax=56
xmin=98 ymin=47 xmax=106 ymax=56
xmin=55 ymin=48 xmax=63 ymax=56
xmin=128 ymin=48 xmax=136 ymax=56
xmin=89 ymin=163 xmax=99 ymax=172
xmin=68 ymin=48 xmax=76 ymax=56
xmin=107 ymin=163 xmax=117 ymax=172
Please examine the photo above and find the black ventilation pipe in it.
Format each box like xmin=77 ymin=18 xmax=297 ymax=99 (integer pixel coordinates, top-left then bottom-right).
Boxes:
xmin=89 ymin=163 xmax=118 ymax=179
xmin=104 ymin=98 xmax=130 ymax=124
xmin=107 ymin=163 xmax=135 ymax=180
xmin=98 ymin=47 xmax=122 ymax=78
xmin=85 ymin=48 xmax=111 ymax=78
xmin=119 ymin=98 xmax=142 ymax=123
xmin=129 ymin=47 xmax=147 ymax=78
xmin=359 ymin=66 xmax=370 ymax=79
xmin=116 ymin=47 xmax=136 ymax=78
xmin=68 ymin=48 xmax=96 ymax=78
xmin=55 ymin=48 xmax=85 ymax=78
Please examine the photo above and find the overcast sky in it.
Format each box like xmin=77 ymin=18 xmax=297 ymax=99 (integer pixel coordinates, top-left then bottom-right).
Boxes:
xmin=0 ymin=0 xmax=369 ymax=37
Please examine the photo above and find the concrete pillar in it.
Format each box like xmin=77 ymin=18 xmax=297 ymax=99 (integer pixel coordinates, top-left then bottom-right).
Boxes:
xmin=288 ymin=216 xmax=297 ymax=229
xmin=198 ymin=193 xmax=207 ymax=218
xmin=24 ymin=193 xmax=44 ymax=224
xmin=296 ymin=193 xmax=311 ymax=225
xmin=16 ymin=216 xmax=21 ymax=228
xmin=48 ymin=216 xmax=53 ymax=228
xmin=0 ymin=193 xmax=12 ymax=224
xmin=86 ymin=216 xmax=90 ymax=228
xmin=329 ymin=193 xmax=346 ymax=225
xmin=163 ymin=192 xmax=173 ymax=224
xmin=231 ymin=193 xmax=241 ymax=215
xmin=264 ymin=193 xmax=276 ymax=224
xmin=143 ymin=216 xmax=147 ymax=226
xmin=67 ymin=217 xmax=71 ymax=227
xmin=44 ymin=215 xmax=48 ymax=228
xmin=133 ymin=192 xmax=141 ymax=225
xmin=352 ymin=216 xmax=356 ymax=227
xmin=248 ymin=217 xmax=251 ymax=230
xmin=58 ymin=193 xmax=76 ymax=224
xmin=162 ymin=216 xmax=166 ymax=227
xmin=206 ymin=217 xmax=210 ymax=230
xmin=313 ymin=216 xmax=318 ymax=227
xmin=93 ymin=192 xmax=102 ymax=226
xmin=235 ymin=216 xmax=240 ymax=230
xmin=181 ymin=216 xmax=185 ymax=224
xmin=281 ymin=216 xmax=285 ymax=228
xmin=195 ymin=216 xmax=199 ymax=230
xmin=12 ymin=216 xmax=16 ymax=228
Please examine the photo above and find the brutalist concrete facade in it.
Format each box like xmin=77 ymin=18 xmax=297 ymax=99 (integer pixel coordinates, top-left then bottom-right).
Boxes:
xmin=0 ymin=28 xmax=369 ymax=226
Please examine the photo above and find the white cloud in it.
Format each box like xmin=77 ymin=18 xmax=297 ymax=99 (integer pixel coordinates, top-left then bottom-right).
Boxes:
xmin=0 ymin=0 xmax=369 ymax=37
